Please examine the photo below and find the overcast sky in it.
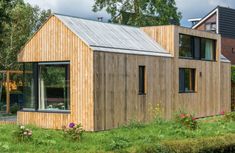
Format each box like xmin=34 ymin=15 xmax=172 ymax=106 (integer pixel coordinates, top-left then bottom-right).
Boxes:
xmin=24 ymin=0 xmax=235 ymax=27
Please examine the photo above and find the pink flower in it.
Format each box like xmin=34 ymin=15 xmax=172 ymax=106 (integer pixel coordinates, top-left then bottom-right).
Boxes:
xmin=220 ymin=111 xmax=225 ymax=115
xmin=192 ymin=117 xmax=196 ymax=121
xmin=180 ymin=114 xmax=185 ymax=118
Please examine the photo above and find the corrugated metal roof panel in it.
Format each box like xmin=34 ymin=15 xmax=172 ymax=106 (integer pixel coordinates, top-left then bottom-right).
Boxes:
xmin=55 ymin=14 xmax=171 ymax=57
xmin=220 ymin=54 xmax=230 ymax=63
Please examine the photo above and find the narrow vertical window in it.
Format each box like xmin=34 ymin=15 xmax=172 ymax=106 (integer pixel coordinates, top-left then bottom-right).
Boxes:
xmin=139 ymin=66 xmax=146 ymax=95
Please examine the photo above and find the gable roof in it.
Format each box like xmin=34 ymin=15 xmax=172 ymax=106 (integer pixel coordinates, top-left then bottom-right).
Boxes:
xmin=192 ymin=6 xmax=219 ymax=29
xmin=55 ymin=14 xmax=172 ymax=57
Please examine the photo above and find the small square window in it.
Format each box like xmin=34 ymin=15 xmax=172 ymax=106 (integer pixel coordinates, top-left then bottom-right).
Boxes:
xmin=179 ymin=68 xmax=196 ymax=93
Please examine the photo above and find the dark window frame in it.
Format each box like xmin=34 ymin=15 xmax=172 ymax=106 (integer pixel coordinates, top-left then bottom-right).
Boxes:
xmin=179 ymin=68 xmax=196 ymax=93
xmin=138 ymin=66 xmax=146 ymax=95
xmin=21 ymin=61 xmax=70 ymax=113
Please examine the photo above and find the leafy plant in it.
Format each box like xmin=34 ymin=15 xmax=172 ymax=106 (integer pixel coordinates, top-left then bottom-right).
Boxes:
xmin=62 ymin=123 xmax=84 ymax=141
xmin=231 ymin=66 xmax=235 ymax=83
xmin=10 ymin=103 xmax=19 ymax=114
xmin=175 ymin=111 xmax=198 ymax=130
xmin=93 ymin=0 xmax=182 ymax=27
xmin=148 ymin=103 xmax=165 ymax=124
xmin=13 ymin=125 xmax=32 ymax=141
xmin=106 ymin=136 xmax=130 ymax=151
xmin=224 ymin=112 xmax=235 ymax=122
xmin=122 ymin=120 xmax=145 ymax=129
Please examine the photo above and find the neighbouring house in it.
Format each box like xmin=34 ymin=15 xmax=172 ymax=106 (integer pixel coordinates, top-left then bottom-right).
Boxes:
xmin=17 ymin=14 xmax=231 ymax=131
xmin=189 ymin=6 xmax=235 ymax=65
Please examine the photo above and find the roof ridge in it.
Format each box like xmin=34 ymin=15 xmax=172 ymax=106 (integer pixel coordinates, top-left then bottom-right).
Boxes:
xmin=54 ymin=13 xmax=139 ymax=29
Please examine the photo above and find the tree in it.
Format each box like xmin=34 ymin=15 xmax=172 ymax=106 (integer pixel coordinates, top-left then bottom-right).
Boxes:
xmin=0 ymin=0 xmax=12 ymax=48
xmin=93 ymin=0 xmax=182 ymax=26
xmin=0 ymin=0 xmax=51 ymax=70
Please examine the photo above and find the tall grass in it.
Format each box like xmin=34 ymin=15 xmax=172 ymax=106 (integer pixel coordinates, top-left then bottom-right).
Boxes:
xmin=0 ymin=116 xmax=235 ymax=153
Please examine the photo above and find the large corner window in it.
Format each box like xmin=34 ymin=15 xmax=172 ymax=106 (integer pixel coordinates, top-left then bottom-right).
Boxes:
xmin=179 ymin=68 xmax=196 ymax=93
xmin=179 ymin=34 xmax=216 ymax=61
xmin=39 ymin=63 xmax=70 ymax=111
xmin=22 ymin=62 xmax=70 ymax=112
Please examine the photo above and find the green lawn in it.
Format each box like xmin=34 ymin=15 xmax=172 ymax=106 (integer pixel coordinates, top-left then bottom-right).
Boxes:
xmin=1 ymin=116 xmax=235 ymax=153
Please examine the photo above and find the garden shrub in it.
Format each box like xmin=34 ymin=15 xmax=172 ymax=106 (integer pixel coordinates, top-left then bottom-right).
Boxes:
xmin=136 ymin=143 xmax=170 ymax=153
xmin=62 ymin=123 xmax=84 ymax=141
xmin=175 ymin=111 xmax=198 ymax=130
xmin=224 ymin=112 xmax=235 ymax=122
xmin=13 ymin=125 xmax=32 ymax=141
xmin=10 ymin=103 xmax=19 ymax=114
xmin=162 ymin=134 xmax=235 ymax=153
xmin=231 ymin=66 xmax=235 ymax=83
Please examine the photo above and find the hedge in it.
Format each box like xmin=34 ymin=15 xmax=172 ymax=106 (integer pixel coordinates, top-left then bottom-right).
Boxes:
xmin=137 ymin=134 xmax=235 ymax=153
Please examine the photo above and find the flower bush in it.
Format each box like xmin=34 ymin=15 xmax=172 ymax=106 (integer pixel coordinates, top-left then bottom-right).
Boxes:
xmin=62 ymin=123 xmax=84 ymax=141
xmin=14 ymin=125 xmax=32 ymax=141
xmin=175 ymin=112 xmax=198 ymax=130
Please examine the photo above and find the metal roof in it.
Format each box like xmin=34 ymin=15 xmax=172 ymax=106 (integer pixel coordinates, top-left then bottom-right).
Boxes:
xmin=220 ymin=54 xmax=230 ymax=63
xmin=55 ymin=14 xmax=172 ymax=57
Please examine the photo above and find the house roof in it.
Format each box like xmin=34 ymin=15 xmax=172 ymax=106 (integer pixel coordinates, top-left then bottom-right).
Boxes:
xmin=55 ymin=14 xmax=172 ymax=57
xmin=192 ymin=6 xmax=219 ymax=29
xmin=220 ymin=54 xmax=230 ymax=63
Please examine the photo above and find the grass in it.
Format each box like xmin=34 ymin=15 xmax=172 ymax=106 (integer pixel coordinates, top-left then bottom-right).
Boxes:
xmin=1 ymin=116 xmax=235 ymax=153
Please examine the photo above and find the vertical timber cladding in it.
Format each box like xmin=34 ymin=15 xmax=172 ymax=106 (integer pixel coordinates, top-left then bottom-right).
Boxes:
xmin=220 ymin=62 xmax=231 ymax=113
xmin=143 ymin=25 xmax=230 ymax=118
xmin=93 ymin=52 xmax=174 ymax=131
xmin=17 ymin=16 xmax=94 ymax=131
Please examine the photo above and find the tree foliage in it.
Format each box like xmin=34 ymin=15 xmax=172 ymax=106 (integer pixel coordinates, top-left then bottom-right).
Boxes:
xmin=231 ymin=66 xmax=235 ymax=83
xmin=0 ymin=0 xmax=51 ymax=70
xmin=93 ymin=0 xmax=182 ymax=26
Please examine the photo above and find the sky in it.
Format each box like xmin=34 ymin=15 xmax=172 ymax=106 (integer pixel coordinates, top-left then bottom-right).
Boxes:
xmin=24 ymin=0 xmax=235 ymax=27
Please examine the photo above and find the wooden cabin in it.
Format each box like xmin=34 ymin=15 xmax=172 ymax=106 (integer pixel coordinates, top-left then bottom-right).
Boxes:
xmin=17 ymin=14 xmax=231 ymax=131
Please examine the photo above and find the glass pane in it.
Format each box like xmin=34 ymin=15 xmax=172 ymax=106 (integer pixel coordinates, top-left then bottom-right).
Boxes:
xmin=39 ymin=64 xmax=69 ymax=111
xmin=201 ymin=38 xmax=215 ymax=61
xmin=23 ymin=63 xmax=35 ymax=110
xmin=205 ymin=39 xmax=213 ymax=60
xmin=0 ymin=73 xmax=6 ymax=112
xmin=179 ymin=68 xmax=195 ymax=93
xmin=139 ymin=66 xmax=145 ymax=94
xmin=179 ymin=69 xmax=185 ymax=92
xmin=179 ymin=35 xmax=193 ymax=58
xmin=10 ymin=73 xmax=23 ymax=109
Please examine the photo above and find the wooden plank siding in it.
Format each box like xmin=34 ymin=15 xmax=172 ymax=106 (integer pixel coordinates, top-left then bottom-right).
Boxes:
xmin=17 ymin=16 xmax=94 ymax=131
xmin=93 ymin=26 xmax=231 ymax=131
xmin=93 ymin=52 xmax=173 ymax=130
